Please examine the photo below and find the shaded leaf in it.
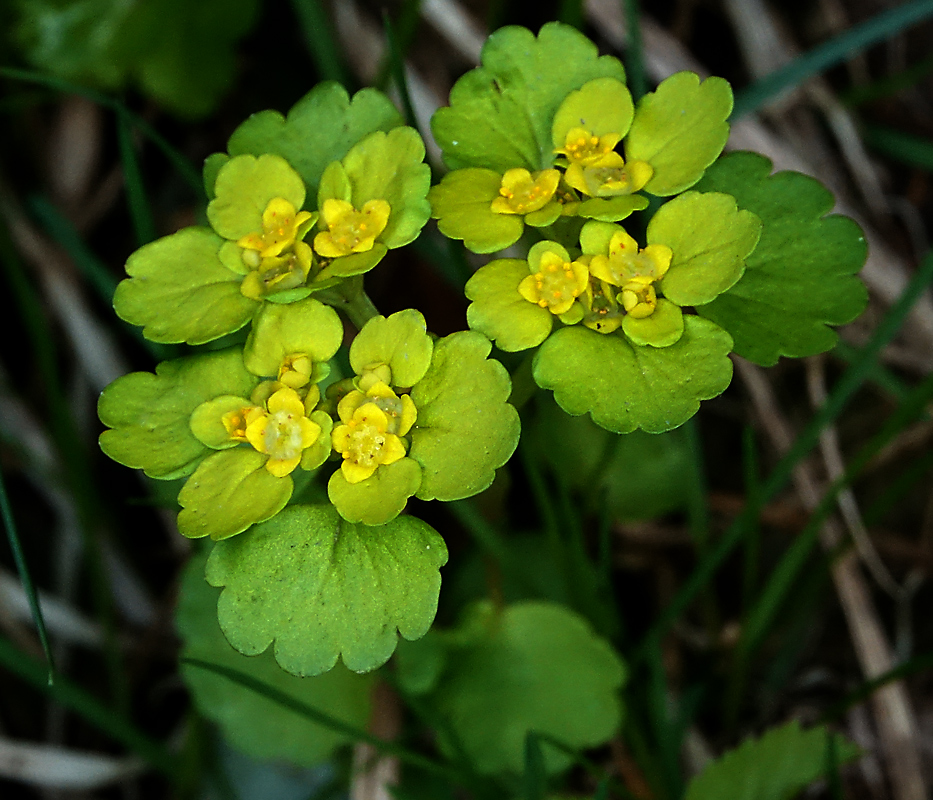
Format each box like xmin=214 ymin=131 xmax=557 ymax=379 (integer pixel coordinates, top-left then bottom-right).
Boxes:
xmin=206 ymin=505 xmax=448 ymax=676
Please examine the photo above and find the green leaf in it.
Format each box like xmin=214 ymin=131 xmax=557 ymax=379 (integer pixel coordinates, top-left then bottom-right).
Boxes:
xmin=651 ymin=191 xmax=761 ymax=306
xmin=626 ymin=73 xmax=732 ymax=196
xmin=177 ymin=450 xmax=293 ymax=540
xmin=428 ymin=168 xmax=525 ymax=254
xmin=207 ymin=154 xmax=307 ymax=241
xmin=622 ymin=298 xmax=684 ymax=347
xmin=206 ymin=504 xmax=448 ymax=676
xmin=551 ymin=77 xmax=634 ymax=147
xmin=327 ymin=459 xmax=423 ymax=526
xmin=432 ymin=601 xmax=626 ymax=774
xmin=465 ymin=259 xmax=554 ymax=352
xmin=177 ymin=551 xmax=374 ymax=766
xmin=431 ymin=22 xmax=626 ymax=172
xmin=533 ymin=316 xmax=734 ymax=433
xmin=225 ymin=82 xmax=402 ymax=192
xmin=243 ymin=297 xmax=343 ymax=379
xmin=99 ymin=348 xmax=257 ymax=479
xmin=693 ymin=152 xmax=868 ymax=365
xmin=685 ymin=720 xmax=859 ymax=800
xmin=410 ymin=331 xmax=521 ymax=501
xmin=114 ymin=227 xmax=258 ymax=344
xmin=350 ymin=309 xmax=434 ymax=388
xmin=530 ymin=396 xmax=691 ymax=521
xmin=336 ymin=127 xmax=432 ymax=249
xmin=122 ymin=0 xmax=259 ymax=118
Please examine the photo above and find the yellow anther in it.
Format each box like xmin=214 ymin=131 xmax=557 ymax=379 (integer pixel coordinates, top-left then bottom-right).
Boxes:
xmin=490 ymin=168 xmax=560 ymax=215
xmin=313 ymin=198 xmax=391 ymax=258
xmin=518 ymin=249 xmax=590 ymax=316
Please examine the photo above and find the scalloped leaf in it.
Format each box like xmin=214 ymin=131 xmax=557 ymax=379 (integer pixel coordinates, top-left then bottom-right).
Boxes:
xmin=410 ymin=331 xmax=520 ymax=501
xmin=552 ymin=77 xmax=634 ymax=147
xmin=207 ymin=154 xmax=307 ymax=241
xmin=533 ymin=316 xmax=734 ymax=433
xmin=432 ymin=601 xmax=626 ymax=775
xmin=465 ymin=259 xmax=553 ymax=352
xmin=243 ymin=297 xmax=343 ymax=379
xmin=428 ymin=168 xmax=525 ymax=254
xmin=225 ymin=83 xmax=402 ymax=192
xmin=114 ymin=227 xmax=258 ymax=345
xmin=693 ymin=152 xmax=868 ymax=365
xmin=431 ymin=22 xmax=626 ymax=172
xmin=177 ymin=450 xmax=293 ymax=540
xmin=99 ymin=349 xmax=257 ymax=480
xmin=625 ymin=73 xmax=732 ymax=196
xmin=685 ymin=720 xmax=859 ymax=800
xmin=327 ymin=458 xmax=423 ymax=526
xmin=349 ymin=309 xmax=434 ymax=388
xmin=336 ymin=127 xmax=431 ymax=249
xmin=206 ymin=504 xmax=448 ymax=676
xmin=651 ymin=191 xmax=761 ymax=306
xmin=177 ymin=551 xmax=374 ymax=766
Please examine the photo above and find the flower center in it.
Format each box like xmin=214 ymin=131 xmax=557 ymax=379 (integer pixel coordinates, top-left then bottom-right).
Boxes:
xmin=237 ymin=197 xmax=314 ymax=259
xmin=491 ymin=168 xmax=560 ymax=215
xmin=245 ymin=387 xmax=321 ymax=477
xmin=518 ymin=251 xmax=589 ymax=316
xmin=555 ymin=127 xmax=621 ymax=165
xmin=314 ymin=199 xmax=391 ymax=258
xmin=620 ymin=279 xmax=658 ymax=319
xmin=278 ymin=353 xmax=314 ymax=389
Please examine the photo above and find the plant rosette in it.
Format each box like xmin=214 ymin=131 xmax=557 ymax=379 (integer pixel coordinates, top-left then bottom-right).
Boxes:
xmin=114 ymin=83 xmax=431 ymax=345
xmin=99 ymin=298 xmax=343 ymax=540
xmin=428 ymin=22 xmax=732 ymax=253
xmin=326 ymin=309 xmax=521 ymax=525
xmin=465 ymin=192 xmax=760 ymax=433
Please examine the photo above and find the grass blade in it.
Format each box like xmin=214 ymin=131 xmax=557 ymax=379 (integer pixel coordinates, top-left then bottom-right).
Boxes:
xmin=383 ymin=11 xmax=419 ymax=131
xmin=0 ymin=468 xmax=55 ymax=681
xmin=635 ymin=252 xmax=933 ymax=662
xmin=116 ymin=110 xmax=157 ymax=246
xmin=289 ymin=0 xmax=352 ymax=87
xmin=0 ymin=67 xmax=203 ymax=197
xmin=732 ymin=0 xmax=933 ymax=118
xmin=861 ymin=123 xmax=933 ymax=172
xmin=0 ymin=634 xmax=177 ymax=778
xmin=182 ymin=658 xmax=455 ymax=779
xmin=522 ymin=733 xmax=547 ymax=800
xmin=623 ymin=0 xmax=647 ymax=102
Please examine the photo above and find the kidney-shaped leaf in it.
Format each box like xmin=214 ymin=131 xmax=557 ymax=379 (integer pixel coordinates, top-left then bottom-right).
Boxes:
xmin=533 ymin=316 xmax=734 ymax=434
xmin=206 ymin=504 xmax=448 ymax=676
xmin=693 ymin=152 xmax=868 ymax=365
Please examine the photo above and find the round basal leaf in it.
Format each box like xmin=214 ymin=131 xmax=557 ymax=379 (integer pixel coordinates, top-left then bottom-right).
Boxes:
xmin=177 ymin=450 xmax=292 ymax=540
xmin=651 ymin=192 xmax=761 ymax=306
xmin=207 ymin=153 xmax=307 ymax=241
xmin=432 ymin=22 xmax=626 ymax=172
xmin=429 ymin=169 xmax=525 ymax=254
xmin=226 ymin=83 xmax=402 ymax=191
xmin=551 ymin=77 xmax=634 ymax=147
xmin=410 ymin=331 xmax=520 ymax=501
xmin=349 ymin=310 xmax=434 ymax=388
xmin=533 ymin=316 xmax=734 ymax=433
xmin=530 ymin=395 xmax=691 ymax=521
xmin=625 ymin=73 xmax=732 ymax=196
xmin=243 ymin=298 xmax=343 ymax=379
xmin=114 ymin=227 xmax=258 ymax=345
xmin=465 ymin=259 xmax=553 ymax=352
xmin=693 ymin=152 xmax=868 ymax=365
xmin=99 ymin=348 xmax=257 ymax=480
xmin=177 ymin=551 xmax=374 ymax=767
xmin=120 ymin=0 xmax=258 ymax=118
xmin=205 ymin=504 xmax=449 ymax=676
xmin=432 ymin=601 xmax=626 ymax=775
xmin=338 ymin=127 xmax=431 ymax=249
xmin=327 ymin=458 xmax=423 ymax=525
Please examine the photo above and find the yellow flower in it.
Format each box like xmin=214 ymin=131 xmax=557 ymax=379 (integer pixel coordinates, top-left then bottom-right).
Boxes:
xmin=332 ymin=382 xmax=417 ymax=484
xmin=564 ymin=153 xmax=653 ymax=198
xmin=518 ymin=250 xmax=589 ymax=316
xmin=314 ymin=198 xmax=391 ymax=258
xmin=554 ymin=126 xmax=621 ymax=165
xmin=590 ymin=229 xmax=671 ymax=288
xmin=490 ymin=168 xmax=561 ymax=215
xmin=237 ymin=197 xmax=315 ymax=259
xmin=245 ymin=387 xmax=322 ymax=478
